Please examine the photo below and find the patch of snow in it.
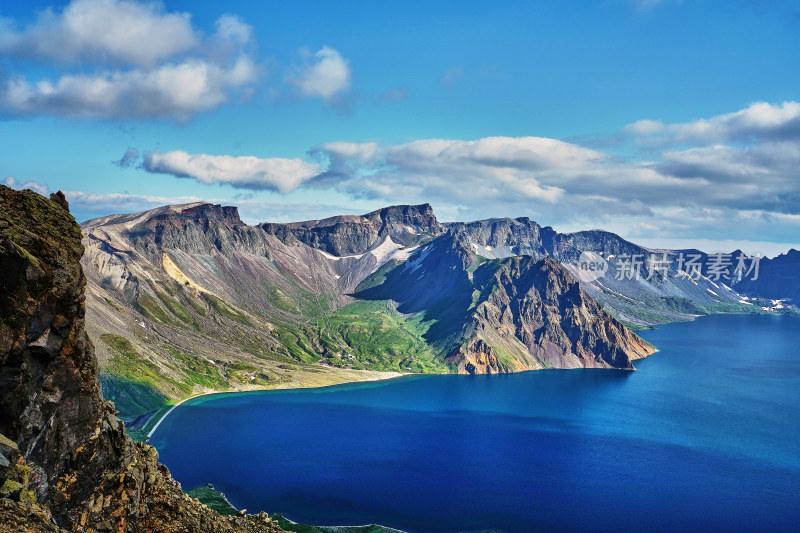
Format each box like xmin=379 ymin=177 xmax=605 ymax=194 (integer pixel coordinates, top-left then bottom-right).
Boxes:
xmin=706 ymin=288 xmax=718 ymax=296
xmin=406 ymin=244 xmax=434 ymax=272
xmin=334 ymin=274 xmax=341 ymax=279
xmin=370 ymin=236 xmax=404 ymax=263
xmin=315 ymin=248 xmax=365 ymax=261
xmin=390 ymin=246 xmax=418 ymax=262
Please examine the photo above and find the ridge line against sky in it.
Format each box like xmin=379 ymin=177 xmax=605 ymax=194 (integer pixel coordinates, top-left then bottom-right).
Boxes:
xmin=1 ymin=0 xmax=799 ymax=254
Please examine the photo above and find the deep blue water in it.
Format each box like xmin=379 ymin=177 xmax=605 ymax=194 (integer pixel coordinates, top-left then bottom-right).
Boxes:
xmin=151 ymin=314 xmax=800 ymax=533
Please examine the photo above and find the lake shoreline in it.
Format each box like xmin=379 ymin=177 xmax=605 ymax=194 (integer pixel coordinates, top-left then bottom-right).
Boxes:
xmin=144 ymin=369 xmax=410 ymax=440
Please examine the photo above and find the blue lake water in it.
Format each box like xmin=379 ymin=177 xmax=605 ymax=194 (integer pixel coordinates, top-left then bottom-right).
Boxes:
xmin=150 ymin=314 xmax=800 ymax=532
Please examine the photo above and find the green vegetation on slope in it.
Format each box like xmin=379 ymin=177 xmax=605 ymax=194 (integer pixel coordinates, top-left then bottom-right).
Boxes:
xmin=316 ymin=300 xmax=449 ymax=373
xmin=100 ymin=333 xmax=274 ymax=441
xmin=168 ymin=347 xmax=228 ymax=389
xmin=101 ymin=333 xmax=192 ymax=398
xmin=99 ymin=374 xmax=170 ymax=423
xmin=186 ymin=484 xmax=238 ymax=516
xmin=206 ymin=294 xmax=252 ymax=325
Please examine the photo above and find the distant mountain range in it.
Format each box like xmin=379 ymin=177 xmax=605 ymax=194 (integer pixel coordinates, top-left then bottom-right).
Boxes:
xmin=78 ymin=201 xmax=798 ymax=426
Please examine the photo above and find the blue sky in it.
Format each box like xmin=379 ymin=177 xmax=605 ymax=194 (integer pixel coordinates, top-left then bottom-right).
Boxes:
xmin=1 ymin=0 xmax=799 ymax=255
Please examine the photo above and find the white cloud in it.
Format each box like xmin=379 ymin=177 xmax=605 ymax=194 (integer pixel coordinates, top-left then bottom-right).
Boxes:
xmin=1 ymin=56 xmax=256 ymax=120
xmin=214 ymin=14 xmax=254 ymax=45
xmin=314 ymin=136 xmax=624 ymax=205
xmin=142 ymin=150 xmax=322 ymax=193
xmin=3 ymin=176 xmax=50 ymax=195
xmin=0 ymin=1 xmax=258 ymax=120
xmin=290 ymin=46 xmax=352 ymax=101
xmin=623 ymin=101 xmax=800 ymax=145
xmin=120 ymin=101 xmax=800 ymax=238
xmin=0 ymin=0 xmax=198 ymax=67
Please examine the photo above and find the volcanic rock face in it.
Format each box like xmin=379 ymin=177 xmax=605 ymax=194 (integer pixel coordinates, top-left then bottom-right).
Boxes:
xmin=733 ymin=249 xmax=800 ymax=304
xmin=445 ymin=217 xmax=748 ymax=325
xmin=356 ymin=235 xmax=654 ymax=374
xmin=451 ymin=256 xmax=655 ymax=373
xmin=446 ymin=217 xmax=555 ymax=259
xmin=0 ymin=186 xmax=284 ymax=532
xmin=262 ymin=203 xmax=442 ymax=256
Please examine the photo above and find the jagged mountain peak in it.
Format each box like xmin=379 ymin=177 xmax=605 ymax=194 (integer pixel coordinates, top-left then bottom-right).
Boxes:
xmin=362 ymin=202 xmax=437 ymax=223
xmin=82 ymin=201 xmax=242 ymax=232
xmin=262 ymin=202 xmax=442 ymax=256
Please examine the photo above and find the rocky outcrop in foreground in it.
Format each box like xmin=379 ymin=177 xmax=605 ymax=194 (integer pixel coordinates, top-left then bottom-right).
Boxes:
xmin=0 ymin=186 xmax=284 ymax=532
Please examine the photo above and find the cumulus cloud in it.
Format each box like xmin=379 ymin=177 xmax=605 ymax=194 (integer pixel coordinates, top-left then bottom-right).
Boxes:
xmin=290 ymin=46 xmax=352 ymax=101
xmin=1 ymin=56 xmax=256 ymax=120
xmin=142 ymin=150 xmax=323 ymax=193
xmin=213 ymin=14 xmax=254 ymax=46
xmin=0 ymin=0 xmax=258 ymax=120
xmin=0 ymin=0 xmax=198 ymax=67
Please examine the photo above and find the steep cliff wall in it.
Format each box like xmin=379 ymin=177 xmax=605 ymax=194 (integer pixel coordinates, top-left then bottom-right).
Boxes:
xmin=0 ymin=186 xmax=283 ymax=532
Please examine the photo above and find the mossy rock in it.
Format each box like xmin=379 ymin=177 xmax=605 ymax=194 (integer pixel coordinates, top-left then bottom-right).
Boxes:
xmin=0 ymin=479 xmax=23 ymax=497
xmin=0 ymin=433 xmax=19 ymax=456
xmin=14 ymin=463 xmax=30 ymax=484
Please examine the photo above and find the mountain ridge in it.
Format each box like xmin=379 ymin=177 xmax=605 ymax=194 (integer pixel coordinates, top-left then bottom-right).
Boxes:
xmin=73 ymin=198 xmax=795 ymax=426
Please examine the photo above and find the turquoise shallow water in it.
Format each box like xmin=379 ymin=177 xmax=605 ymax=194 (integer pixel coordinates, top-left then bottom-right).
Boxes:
xmin=151 ymin=314 xmax=800 ymax=532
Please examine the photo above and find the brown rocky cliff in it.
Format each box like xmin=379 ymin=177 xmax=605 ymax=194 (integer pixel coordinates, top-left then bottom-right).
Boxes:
xmin=0 ymin=186 xmax=284 ymax=532
xmin=450 ymin=256 xmax=655 ymax=374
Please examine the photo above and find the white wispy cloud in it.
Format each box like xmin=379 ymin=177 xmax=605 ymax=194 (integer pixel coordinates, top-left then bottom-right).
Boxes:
xmin=376 ymin=84 xmax=409 ymax=103
xmin=2 ymin=176 xmax=50 ymax=195
xmin=0 ymin=0 xmax=257 ymax=120
xmin=623 ymin=101 xmax=800 ymax=144
xmin=289 ymin=46 xmax=352 ymax=101
xmin=141 ymin=150 xmax=322 ymax=193
xmin=441 ymin=66 xmax=464 ymax=89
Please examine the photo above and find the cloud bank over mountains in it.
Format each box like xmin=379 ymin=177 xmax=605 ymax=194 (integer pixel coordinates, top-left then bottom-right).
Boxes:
xmin=119 ymin=102 xmax=800 ymax=220
xmin=115 ymin=101 xmax=800 ymax=242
